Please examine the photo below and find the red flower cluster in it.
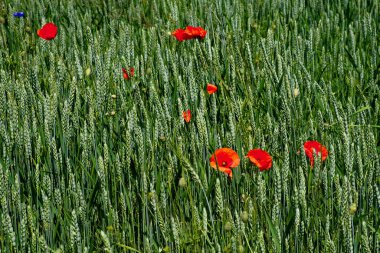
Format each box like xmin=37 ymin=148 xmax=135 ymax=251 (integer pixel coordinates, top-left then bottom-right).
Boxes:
xmin=209 ymin=147 xmax=273 ymax=179
xmin=208 ymin=141 xmax=329 ymax=180
xmin=172 ymin=26 xmax=207 ymax=42
xmin=37 ymin=22 xmax=58 ymax=40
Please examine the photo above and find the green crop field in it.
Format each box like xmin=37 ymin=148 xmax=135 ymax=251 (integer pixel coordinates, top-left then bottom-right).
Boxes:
xmin=0 ymin=0 xmax=379 ymax=252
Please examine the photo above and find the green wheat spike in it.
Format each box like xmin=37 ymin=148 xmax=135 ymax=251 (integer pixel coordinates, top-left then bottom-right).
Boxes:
xmin=215 ymin=179 xmax=223 ymax=218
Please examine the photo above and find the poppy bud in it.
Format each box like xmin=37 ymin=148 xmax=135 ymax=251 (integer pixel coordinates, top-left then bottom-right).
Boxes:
xmin=241 ymin=194 xmax=250 ymax=203
xmin=147 ymin=192 xmax=155 ymax=201
xmin=240 ymin=211 xmax=249 ymax=223
xmin=223 ymin=245 xmax=231 ymax=253
xmin=224 ymin=222 xmax=233 ymax=231
xmin=159 ymin=136 xmax=166 ymax=142
xmin=111 ymin=94 xmax=116 ymax=99
xmin=238 ymin=245 xmax=244 ymax=253
xmin=349 ymin=203 xmax=357 ymax=215
xmin=85 ymin=68 xmax=91 ymax=76
xmin=293 ymin=88 xmax=300 ymax=97
xmin=179 ymin=177 xmax=186 ymax=188
xmin=0 ymin=17 xmax=5 ymax=24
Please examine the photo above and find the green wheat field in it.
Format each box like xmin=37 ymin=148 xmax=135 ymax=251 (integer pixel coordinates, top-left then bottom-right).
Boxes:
xmin=0 ymin=0 xmax=379 ymax=252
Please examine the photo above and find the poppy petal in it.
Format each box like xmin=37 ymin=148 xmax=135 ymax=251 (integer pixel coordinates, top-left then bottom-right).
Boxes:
xmin=122 ymin=68 xmax=129 ymax=79
xmin=182 ymin=110 xmax=191 ymax=123
xmin=172 ymin=29 xmax=187 ymax=41
xmin=172 ymin=26 xmax=207 ymax=41
xmin=246 ymin=149 xmax=272 ymax=171
xmin=303 ymin=140 xmax=328 ymax=167
xmin=219 ymin=167 xmax=232 ymax=178
xmin=185 ymin=26 xmax=207 ymax=39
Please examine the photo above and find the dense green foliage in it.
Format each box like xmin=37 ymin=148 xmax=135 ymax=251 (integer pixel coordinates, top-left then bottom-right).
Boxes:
xmin=0 ymin=0 xmax=379 ymax=252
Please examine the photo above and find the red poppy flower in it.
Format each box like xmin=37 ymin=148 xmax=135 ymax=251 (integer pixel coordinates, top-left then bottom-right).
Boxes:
xmin=183 ymin=110 xmax=191 ymax=123
xmin=246 ymin=149 xmax=272 ymax=171
xmin=122 ymin=67 xmax=134 ymax=80
xmin=210 ymin=148 xmax=240 ymax=178
xmin=172 ymin=26 xmax=207 ymax=41
xmin=207 ymin=84 xmax=218 ymax=94
xmin=37 ymin=22 xmax=58 ymax=40
xmin=303 ymin=140 xmax=328 ymax=167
